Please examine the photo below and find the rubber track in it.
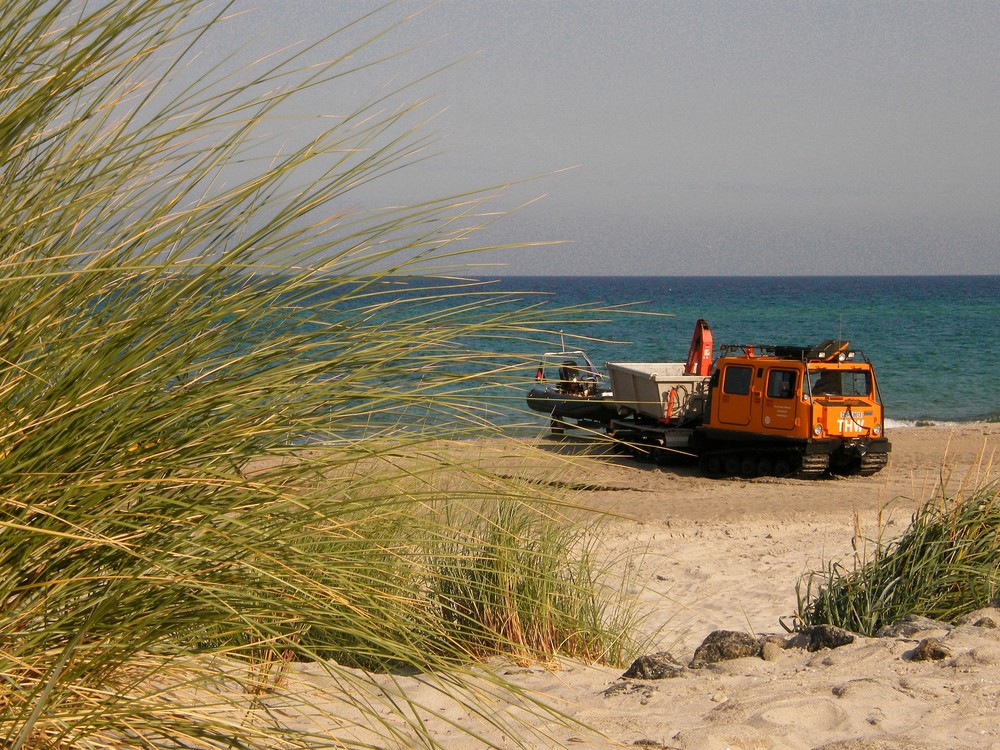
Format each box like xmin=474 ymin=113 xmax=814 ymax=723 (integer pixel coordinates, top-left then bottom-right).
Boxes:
xmin=858 ymin=452 xmax=889 ymax=476
xmin=797 ymin=453 xmax=831 ymax=478
xmin=698 ymin=448 xmax=806 ymax=479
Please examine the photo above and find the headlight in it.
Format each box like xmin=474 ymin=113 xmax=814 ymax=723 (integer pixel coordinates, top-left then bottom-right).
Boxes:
xmin=873 ymin=423 xmax=882 ymax=436
xmin=813 ymin=424 xmax=823 ymax=436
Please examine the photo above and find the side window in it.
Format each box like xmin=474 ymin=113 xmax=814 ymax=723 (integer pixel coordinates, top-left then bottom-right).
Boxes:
xmin=767 ymin=369 xmax=797 ymax=399
xmin=722 ymin=365 xmax=753 ymax=396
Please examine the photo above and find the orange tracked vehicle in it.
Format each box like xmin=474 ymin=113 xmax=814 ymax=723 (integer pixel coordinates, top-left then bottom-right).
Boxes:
xmin=604 ymin=320 xmax=891 ymax=478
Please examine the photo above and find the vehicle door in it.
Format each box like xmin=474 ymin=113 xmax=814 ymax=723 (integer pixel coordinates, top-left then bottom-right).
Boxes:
xmin=715 ymin=364 xmax=753 ymax=426
xmin=761 ymin=367 xmax=798 ymax=431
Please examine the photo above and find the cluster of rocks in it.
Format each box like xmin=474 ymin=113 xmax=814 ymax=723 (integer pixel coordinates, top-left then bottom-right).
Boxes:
xmin=613 ymin=623 xmax=857 ymax=689
xmin=608 ymin=607 xmax=1000 ymax=696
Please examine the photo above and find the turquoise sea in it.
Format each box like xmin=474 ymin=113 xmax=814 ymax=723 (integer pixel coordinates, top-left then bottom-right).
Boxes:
xmin=483 ymin=275 xmax=999 ymax=426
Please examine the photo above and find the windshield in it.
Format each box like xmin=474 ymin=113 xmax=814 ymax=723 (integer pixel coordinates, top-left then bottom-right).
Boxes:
xmin=809 ymin=369 xmax=872 ymax=398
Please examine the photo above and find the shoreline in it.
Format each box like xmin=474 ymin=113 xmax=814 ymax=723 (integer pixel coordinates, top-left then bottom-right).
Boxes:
xmin=884 ymin=418 xmax=1000 ymax=428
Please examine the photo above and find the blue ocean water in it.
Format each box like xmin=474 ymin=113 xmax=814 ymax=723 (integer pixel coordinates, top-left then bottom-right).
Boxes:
xmin=485 ymin=276 xmax=999 ymax=425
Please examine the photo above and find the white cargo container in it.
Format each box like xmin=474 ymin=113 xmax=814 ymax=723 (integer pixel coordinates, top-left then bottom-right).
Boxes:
xmin=605 ymin=362 xmax=710 ymax=424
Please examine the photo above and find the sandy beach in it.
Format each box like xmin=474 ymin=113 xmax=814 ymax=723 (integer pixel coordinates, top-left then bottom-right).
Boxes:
xmin=278 ymin=423 xmax=999 ymax=749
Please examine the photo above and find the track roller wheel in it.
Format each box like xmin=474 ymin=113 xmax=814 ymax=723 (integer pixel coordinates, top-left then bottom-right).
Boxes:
xmin=699 ymin=453 xmax=723 ymax=478
xmin=773 ymin=460 xmax=792 ymax=477
xmin=739 ymin=456 xmax=759 ymax=478
xmin=629 ymin=440 xmax=654 ymax=462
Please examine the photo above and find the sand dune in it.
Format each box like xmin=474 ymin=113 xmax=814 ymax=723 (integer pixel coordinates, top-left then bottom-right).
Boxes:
xmin=275 ymin=423 xmax=998 ymax=749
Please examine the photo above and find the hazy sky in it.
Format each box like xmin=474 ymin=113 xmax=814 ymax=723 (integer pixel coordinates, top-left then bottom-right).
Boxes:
xmin=215 ymin=1 xmax=1000 ymax=276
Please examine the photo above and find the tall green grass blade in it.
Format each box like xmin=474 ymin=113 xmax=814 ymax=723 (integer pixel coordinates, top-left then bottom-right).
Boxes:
xmin=0 ymin=2 xmax=646 ymax=746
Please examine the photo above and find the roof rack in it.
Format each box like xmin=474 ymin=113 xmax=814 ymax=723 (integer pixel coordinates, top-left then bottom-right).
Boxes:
xmin=719 ymin=340 xmax=867 ymax=363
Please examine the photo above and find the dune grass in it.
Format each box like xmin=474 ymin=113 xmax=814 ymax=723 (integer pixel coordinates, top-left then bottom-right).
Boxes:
xmin=797 ymin=477 xmax=1000 ymax=636
xmin=0 ymin=2 xmax=644 ymax=747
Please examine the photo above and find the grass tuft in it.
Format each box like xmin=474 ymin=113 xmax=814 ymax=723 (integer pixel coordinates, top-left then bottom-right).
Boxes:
xmin=797 ymin=478 xmax=1000 ymax=636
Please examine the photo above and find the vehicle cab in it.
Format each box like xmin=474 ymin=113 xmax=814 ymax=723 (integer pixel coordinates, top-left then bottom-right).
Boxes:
xmin=805 ymin=357 xmax=884 ymax=442
xmin=708 ymin=341 xmax=885 ymax=445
